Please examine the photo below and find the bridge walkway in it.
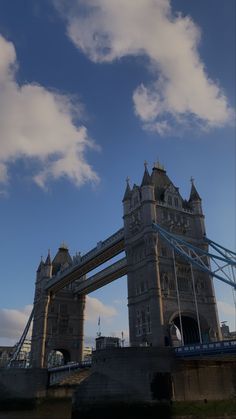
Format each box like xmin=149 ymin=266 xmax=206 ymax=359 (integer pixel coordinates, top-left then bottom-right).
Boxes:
xmin=46 ymin=228 xmax=124 ymax=294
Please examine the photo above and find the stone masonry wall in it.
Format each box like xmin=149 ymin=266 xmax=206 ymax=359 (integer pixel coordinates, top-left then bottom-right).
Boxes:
xmin=0 ymin=368 xmax=48 ymax=401
xmin=73 ymin=348 xmax=236 ymax=411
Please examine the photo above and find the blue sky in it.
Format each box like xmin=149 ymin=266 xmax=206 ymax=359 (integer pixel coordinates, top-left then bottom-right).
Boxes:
xmin=0 ymin=0 xmax=235 ymax=347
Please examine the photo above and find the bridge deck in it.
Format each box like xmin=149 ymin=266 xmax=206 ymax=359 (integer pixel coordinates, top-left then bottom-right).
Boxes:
xmin=75 ymin=257 xmax=127 ymax=294
xmin=46 ymin=228 xmax=124 ymax=294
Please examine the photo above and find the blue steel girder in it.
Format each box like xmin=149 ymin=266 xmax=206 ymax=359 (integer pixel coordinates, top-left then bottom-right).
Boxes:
xmin=152 ymin=223 xmax=236 ymax=290
xmin=205 ymin=237 xmax=236 ymax=262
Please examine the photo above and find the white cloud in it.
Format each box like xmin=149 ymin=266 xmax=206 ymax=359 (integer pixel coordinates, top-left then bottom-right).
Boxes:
xmin=0 ymin=305 xmax=33 ymax=344
xmin=217 ymin=300 xmax=235 ymax=317
xmin=0 ymin=34 xmax=98 ymax=188
xmin=85 ymin=295 xmax=117 ymax=322
xmin=0 ymin=298 xmax=117 ymax=347
xmin=55 ymin=0 xmax=233 ymax=133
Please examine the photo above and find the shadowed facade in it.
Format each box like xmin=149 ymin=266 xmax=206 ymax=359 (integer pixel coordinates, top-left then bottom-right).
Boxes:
xmin=123 ymin=163 xmax=221 ymax=347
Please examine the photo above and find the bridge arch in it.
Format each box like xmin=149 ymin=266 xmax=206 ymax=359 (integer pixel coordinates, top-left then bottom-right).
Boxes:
xmin=168 ymin=311 xmax=209 ymax=345
xmin=47 ymin=348 xmax=71 ymax=368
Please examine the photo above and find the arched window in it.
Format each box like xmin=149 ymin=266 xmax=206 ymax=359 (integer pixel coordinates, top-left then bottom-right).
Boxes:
xmin=168 ymin=196 xmax=172 ymax=206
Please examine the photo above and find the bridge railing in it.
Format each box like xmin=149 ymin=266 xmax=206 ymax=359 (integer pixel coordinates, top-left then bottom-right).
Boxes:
xmin=174 ymin=339 xmax=236 ymax=357
xmin=48 ymin=360 xmax=92 ymax=385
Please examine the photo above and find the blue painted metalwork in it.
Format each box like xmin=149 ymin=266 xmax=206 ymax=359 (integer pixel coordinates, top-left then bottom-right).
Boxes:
xmin=152 ymin=223 xmax=236 ymax=289
xmin=205 ymin=237 xmax=236 ymax=260
xmin=174 ymin=339 xmax=236 ymax=357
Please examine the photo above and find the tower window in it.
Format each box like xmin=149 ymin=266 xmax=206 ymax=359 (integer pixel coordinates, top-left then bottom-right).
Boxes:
xmin=174 ymin=198 xmax=179 ymax=207
xmin=59 ymin=303 xmax=67 ymax=315
xmin=161 ymin=247 xmax=167 ymax=257
xmin=178 ymin=277 xmax=189 ymax=292
xmin=141 ymin=310 xmax=146 ymax=323
xmin=163 ymin=210 xmax=168 ymax=220
xmin=168 ymin=196 xmax=172 ymax=206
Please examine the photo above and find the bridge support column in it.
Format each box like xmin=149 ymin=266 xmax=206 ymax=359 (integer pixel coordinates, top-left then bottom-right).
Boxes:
xmin=31 ymin=291 xmax=50 ymax=368
xmin=123 ymin=173 xmax=164 ymax=347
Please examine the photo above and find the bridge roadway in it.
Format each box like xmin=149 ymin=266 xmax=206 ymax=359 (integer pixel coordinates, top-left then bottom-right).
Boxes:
xmin=45 ymin=228 xmax=125 ymax=294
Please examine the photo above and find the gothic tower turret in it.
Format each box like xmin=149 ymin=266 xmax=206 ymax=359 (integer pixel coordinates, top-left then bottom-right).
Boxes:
xmin=123 ymin=177 xmax=132 ymax=217
xmin=188 ymin=178 xmax=206 ymax=237
xmin=123 ymin=163 xmax=164 ymax=347
xmin=31 ymin=244 xmax=86 ymax=368
xmin=44 ymin=250 xmax=52 ymax=278
xmin=123 ymin=162 xmax=221 ymax=348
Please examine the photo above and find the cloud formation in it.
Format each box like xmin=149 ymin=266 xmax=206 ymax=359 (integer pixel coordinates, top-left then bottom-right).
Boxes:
xmin=85 ymin=296 xmax=117 ymax=322
xmin=0 ymin=34 xmax=98 ymax=188
xmin=0 ymin=298 xmax=117 ymax=346
xmin=217 ymin=300 xmax=235 ymax=317
xmin=0 ymin=305 xmax=33 ymax=344
xmin=55 ymin=0 xmax=233 ymax=133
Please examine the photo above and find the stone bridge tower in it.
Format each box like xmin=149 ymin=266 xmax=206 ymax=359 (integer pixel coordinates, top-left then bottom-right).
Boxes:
xmin=30 ymin=245 xmax=85 ymax=368
xmin=123 ymin=163 xmax=221 ymax=347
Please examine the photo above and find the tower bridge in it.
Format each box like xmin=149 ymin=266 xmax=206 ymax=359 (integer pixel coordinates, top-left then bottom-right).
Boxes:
xmin=7 ymin=163 xmax=236 ymax=370
xmin=46 ymin=227 xmax=125 ymax=294
xmin=74 ymin=257 xmax=128 ymax=295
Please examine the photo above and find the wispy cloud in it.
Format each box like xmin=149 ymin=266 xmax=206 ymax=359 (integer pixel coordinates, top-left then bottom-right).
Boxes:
xmin=0 ymin=305 xmax=33 ymax=345
xmin=85 ymin=296 xmax=117 ymax=322
xmin=0 ymin=297 xmax=117 ymax=347
xmin=54 ymin=0 xmax=233 ymax=134
xmin=0 ymin=34 xmax=98 ymax=190
xmin=217 ymin=300 xmax=235 ymax=317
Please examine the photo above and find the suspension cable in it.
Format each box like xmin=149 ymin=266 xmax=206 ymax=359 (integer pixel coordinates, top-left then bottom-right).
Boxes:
xmin=172 ymin=249 xmax=184 ymax=345
xmin=7 ymin=308 xmax=34 ymax=367
xmin=189 ymin=259 xmax=202 ymax=344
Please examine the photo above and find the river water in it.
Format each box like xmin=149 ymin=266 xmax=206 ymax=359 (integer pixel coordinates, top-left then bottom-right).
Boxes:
xmin=0 ymin=400 xmax=71 ymax=419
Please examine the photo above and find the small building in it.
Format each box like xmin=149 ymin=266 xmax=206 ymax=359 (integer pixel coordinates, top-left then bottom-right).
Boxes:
xmin=0 ymin=346 xmax=14 ymax=367
xmin=95 ymin=336 xmax=121 ymax=350
xmin=221 ymin=322 xmax=236 ymax=340
xmin=2 ymin=339 xmax=32 ymax=368
xmin=83 ymin=346 xmax=92 ymax=360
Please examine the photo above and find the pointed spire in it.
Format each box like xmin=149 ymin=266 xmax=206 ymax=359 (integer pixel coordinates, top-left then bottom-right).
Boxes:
xmin=153 ymin=160 xmax=165 ymax=171
xmin=37 ymin=256 xmax=44 ymax=272
xmin=189 ymin=177 xmax=201 ymax=201
xmin=141 ymin=161 xmax=152 ymax=186
xmin=122 ymin=177 xmax=132 ymax=201
xmin=59 ymin=241 xmax=69 ymax=251
xmin=45 ymin=249 xmax=52 ymax=265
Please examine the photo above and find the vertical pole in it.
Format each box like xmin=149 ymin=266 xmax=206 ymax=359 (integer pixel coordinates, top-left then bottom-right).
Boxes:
xmin=230 ymin=264 xmax=236 ymax=331
xmin=172 ymin=250 xmax=184 ymax=345
xmin=40 ymin=292 xmax=50 ymax=368
xmin=189 ymin=258 xmax=202 ymax=343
